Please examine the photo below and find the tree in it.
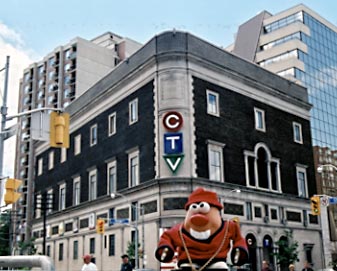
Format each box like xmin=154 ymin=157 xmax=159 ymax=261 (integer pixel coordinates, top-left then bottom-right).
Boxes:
xmin=0 ymin=211 xmax=10 ymax=255
xmin=18 ymin=237 xmax=37 ymax=255
xmin=272 ymin=230 xmax=299 ymax=271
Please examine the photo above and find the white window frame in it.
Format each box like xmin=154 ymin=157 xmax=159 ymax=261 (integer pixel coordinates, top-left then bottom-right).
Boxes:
xmin=207 ymin=140 xmax=225 ymax=182
xmin=60 ymin=148 xmax=67 ymax=163
xmin=129 ymin=98 xmax=138 ymax=125
xmin=88 ymin=169 xmax=97 ymax=201
xmin=107 ymin=160 xmax=117 ymax=194
xmin=296 ymin=165 xmax=308 ymax=198
xmin=254 ymin=108 xmax=266 ymax=132
xmin=74 ymin=134 xmax=81 ymax=155
xmin=48 ymin=151 xmax=54 ymax=170
xmin=73 ymin=176 xmax=81 ymax=206
xmin=38 ymin=158 xmax=43 ymax=176
xmin=59 ymin=183 xmax=66 ymax=210
xmin=128 ymin=149 xmax=139 ymax=187
xmin=206 ymin=90 xmax=219 ymax=117
xmin=90 ymin=124 xmax=98 ymax=146
xmin=108 ymin=112 xmax=116 ymax=136
xmin=293 ymin=122 xmax=303 ymax=144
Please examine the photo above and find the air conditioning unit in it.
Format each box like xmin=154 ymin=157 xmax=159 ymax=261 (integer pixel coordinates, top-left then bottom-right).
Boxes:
xmin=263 ymin=216 xmax=269 ymax=223
xmin=281 ymin=218 xmax=287 ymax=225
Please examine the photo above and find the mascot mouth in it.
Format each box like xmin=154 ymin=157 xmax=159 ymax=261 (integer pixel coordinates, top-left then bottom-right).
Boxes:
xmin=190 ymin=214 xmax=209 ymax=227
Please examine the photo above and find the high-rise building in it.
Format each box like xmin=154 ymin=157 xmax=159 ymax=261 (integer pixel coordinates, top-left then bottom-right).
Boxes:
xmin=14 ymin=32 xmax=142 ymax=242
xmin=230 ymin=3 xmax=337 ymax=264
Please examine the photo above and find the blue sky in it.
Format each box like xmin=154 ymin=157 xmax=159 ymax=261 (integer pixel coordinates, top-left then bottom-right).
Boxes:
xmin=1 ymin=0 xmax=337 ymax=59
xmin=0 ymin=0 xmax=336 ymax=179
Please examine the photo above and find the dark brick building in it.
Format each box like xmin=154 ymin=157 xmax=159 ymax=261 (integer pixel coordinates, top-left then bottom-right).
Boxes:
xmin=32 ymin=31 xmax=322 ymax=271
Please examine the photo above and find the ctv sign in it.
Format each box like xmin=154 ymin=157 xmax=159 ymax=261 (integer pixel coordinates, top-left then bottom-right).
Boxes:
xmin=163 ymin=111 xmax=184 ymax=173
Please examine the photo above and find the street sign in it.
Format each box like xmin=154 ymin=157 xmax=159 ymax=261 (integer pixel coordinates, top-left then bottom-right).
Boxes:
xmin=164 ymin=133 xmax=183 ymax=154
xmin=109 ymin=218 xmax=129 ymax=225
xmin=321 ymin=196 xmax=330 ymax=207
xmin=329 ymin=197 xmax=337 ymax=205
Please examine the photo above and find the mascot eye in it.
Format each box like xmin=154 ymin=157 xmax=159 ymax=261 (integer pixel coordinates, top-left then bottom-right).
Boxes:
xmin=190 ymin=203 xmax=199 ymax=210
xmin=198 ymin=202 xmax=210 ymax=213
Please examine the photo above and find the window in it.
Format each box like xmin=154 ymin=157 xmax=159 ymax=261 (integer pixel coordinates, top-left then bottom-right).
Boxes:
xmin=90 ymin=124 xmax=98 ymax=146
xmin=109 ymin=234 xmax=115 ymax=256
xmin=58 ymin=243 xmax=64 ymax=261
xmin=293 ymin=122 xmax=303 ymax=144
xmin=59 ymin=183 xmax=66 ymax=210
xmin=73 ymin=240 xmax=78 ymax=259
xmin=74 ymin=134 xmax=81 ymax=155
xmin=207 ymin=140 xmax=225 ymax=181
xmin=73 ymin=176 xmax=81 ymax=206
xmin=254 ymin=108 xmax=266 ymax=132
xmin=129 ymin=99 xmax=138 ymax=124
xmin=89 ymin=238 xmax=95 ymax=254
xmin=206 ymin=90 xmax=219 ymax=116
xmin=128 ymin=149 xmax=139 ymax=187
xmin=89 ymin=169 xmax=97 ymax=201
xmin=108 ymin=112 xmax=116 ymax=136
xmin=61 ymin=148 xmax=67 ymax=163
xmin=297 ymin=166 xmax=308 ymax=198
xmin=107 ymin=160 xmax=117 ymax=194
xmin=48 ymin=151 xmax=54 ymax=170
xmin=38 ymin=158 xmax=43 ymax=176
xmin=244 ymin=143 xmax=281 ymax=192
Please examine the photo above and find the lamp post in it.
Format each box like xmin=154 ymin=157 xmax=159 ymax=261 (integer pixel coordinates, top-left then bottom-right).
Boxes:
xmin=111 ymin=192 xmax=145 ymax=270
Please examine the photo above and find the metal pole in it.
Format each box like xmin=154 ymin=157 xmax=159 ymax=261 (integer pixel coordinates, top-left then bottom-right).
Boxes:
xmin=134 ymin=207 xmax=138 ymax=270
xmin=42 ymin=192 xmax=47 ymax=255
xmin=0 ymin=56 xmax=9 ymax=201
xmin=141 ymin=207 xmax=145 ymax=268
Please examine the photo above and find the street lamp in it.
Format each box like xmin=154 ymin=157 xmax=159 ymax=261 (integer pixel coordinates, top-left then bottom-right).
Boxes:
xmin=317 ymin=164 xmax=337 ymax=174
xmin=111 ymin=192 xmax=145 ymax=270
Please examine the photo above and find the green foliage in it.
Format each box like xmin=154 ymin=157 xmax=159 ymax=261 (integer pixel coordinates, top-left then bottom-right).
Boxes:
xmin=272 ymin=230 xmax=299 ymax=267
xmin=18 ymin=237 xmax=37 ymax=255
xmin=0 ymin=211 xmax=10 ymax=256
xmin=126 ymin=240 xmax=141 ymax=259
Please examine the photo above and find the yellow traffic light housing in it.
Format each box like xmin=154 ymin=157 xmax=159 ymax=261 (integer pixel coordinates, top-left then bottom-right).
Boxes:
xmin=96 ymin=219 xmax=105 ymax=234
xmin=311 ymin=196 xmax=321 ymax=215
xmin=50 ymin=112 xmax=69 ymax=148
xmin=4 ymin=178 xmax=22 ymax=205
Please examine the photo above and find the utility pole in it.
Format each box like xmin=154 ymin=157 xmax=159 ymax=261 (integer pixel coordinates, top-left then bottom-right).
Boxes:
xmin=0 ymin=56 xmax=10 ymax=200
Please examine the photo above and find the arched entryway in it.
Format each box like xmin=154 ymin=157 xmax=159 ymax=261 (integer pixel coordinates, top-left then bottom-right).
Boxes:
xmin=262 ymin=235 xmax=274 ymax=268
xmin=246 ymin=233 xmax=257 ymax=271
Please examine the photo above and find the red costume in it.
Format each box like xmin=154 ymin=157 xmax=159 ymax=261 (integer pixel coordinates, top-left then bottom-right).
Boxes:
xmin=155 ymin=188 xmax=249 ymax=268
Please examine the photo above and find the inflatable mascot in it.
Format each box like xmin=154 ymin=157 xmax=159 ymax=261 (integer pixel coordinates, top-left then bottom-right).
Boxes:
xmin=155 ymin=187 xmax=248 ymax=270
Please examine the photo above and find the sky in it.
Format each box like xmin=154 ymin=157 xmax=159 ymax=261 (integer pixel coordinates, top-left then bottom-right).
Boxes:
xmin=0 ymin=0 xmax=337 ymax=178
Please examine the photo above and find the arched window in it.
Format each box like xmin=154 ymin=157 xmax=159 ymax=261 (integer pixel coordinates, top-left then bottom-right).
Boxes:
xmin=244 ymin=143 xmax=282 ymax=192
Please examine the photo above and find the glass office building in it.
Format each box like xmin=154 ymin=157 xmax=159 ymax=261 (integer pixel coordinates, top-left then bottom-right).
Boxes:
xmin=230 ymin=3 xmax=337 ymax=263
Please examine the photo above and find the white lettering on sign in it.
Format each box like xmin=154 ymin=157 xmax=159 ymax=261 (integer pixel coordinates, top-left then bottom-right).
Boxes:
xmin=163 ymin=111 xmax=183 ymax=131
xmin=166 ymin=136 xmax=180 ymax=149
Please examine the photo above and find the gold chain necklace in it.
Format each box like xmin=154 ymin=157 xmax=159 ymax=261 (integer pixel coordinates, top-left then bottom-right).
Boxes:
xmin=178 ymin=220 xmax=230 ymax=271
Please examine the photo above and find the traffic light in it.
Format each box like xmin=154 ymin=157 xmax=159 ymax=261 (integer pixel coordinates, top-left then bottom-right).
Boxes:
xmin=311 ymin=196 xmax=321 ymax=215
xmin=4 ymin=178 xmax=22 ymax=205
xmin=50 ymin=112 xmax=70 ymax=148
xmin=96 ymin=219 xmax=105 ymax=234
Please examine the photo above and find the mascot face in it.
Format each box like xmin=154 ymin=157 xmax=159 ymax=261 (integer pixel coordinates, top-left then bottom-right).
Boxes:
xmin=184 ymin=202 xmax=222 ymax=240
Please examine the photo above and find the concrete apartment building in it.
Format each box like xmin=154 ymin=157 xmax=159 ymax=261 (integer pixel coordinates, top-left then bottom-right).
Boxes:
xmin=229 ymin=4 xmax=337 ymax=264
xmin=14 ymin=32 xmax=142 ymax=243
xmin=31 ymin=31 xmax=322 ymax=271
